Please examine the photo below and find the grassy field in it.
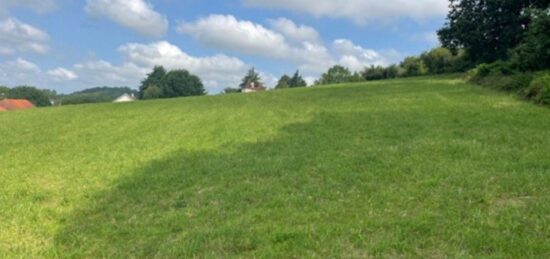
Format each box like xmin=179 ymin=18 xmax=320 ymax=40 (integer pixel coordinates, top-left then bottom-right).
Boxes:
xmin=1 ymin=75 xmax=549 ymax=258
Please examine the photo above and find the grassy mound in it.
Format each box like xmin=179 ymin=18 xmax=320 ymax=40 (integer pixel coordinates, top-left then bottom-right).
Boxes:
xmin=1 ymin=76 xmax=549 ymax=257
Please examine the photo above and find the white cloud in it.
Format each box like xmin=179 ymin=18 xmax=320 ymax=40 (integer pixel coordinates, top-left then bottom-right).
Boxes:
xmin=85 ymin=0 xmax=168 ymax=37
xmin=11 ymin=58 xmax=41 ymax=72
xmin=0 ymin=42 xmax=254 ymax=93
xmin=47 ymin=67 xmax=78 ymax=81
xmin=118 ymin=41 xmax=249 ymax=92
xmin=243 ymin=0 xmax=448 ymax=24
xmin=268 ymin=17 xmax=321 ymax=44
xmin=178 ymin=14 xmax=289 ymax=58
xmin=177 ymin=15 xmax=403 ymax=76
xmin=0 ymin=0 xmax=58 ymax=15
xmin=0 ymin=58 xmax=43 ymax=86
xmin=177 ymin=15 xmax=332 ymax=74
xmin=332 ymin=39 xmax=389 ymax=71
xmin=0 ymin=17 xmax=49 ymax=55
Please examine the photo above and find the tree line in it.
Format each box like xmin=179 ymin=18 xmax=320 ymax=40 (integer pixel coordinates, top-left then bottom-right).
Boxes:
xmin=437 ymin=0 xmax=550 ymax=105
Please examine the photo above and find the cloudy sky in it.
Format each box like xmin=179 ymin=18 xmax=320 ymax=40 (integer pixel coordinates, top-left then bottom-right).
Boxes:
xmin=0 ymin=0 xmax=448 ymax=93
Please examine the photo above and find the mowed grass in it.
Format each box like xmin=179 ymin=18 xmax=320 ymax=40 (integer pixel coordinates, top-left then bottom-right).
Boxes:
xmin=1 ymin=75 xmax=550 ymax=258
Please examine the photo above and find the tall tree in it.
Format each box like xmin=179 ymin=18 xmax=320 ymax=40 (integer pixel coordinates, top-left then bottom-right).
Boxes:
xmin=161 ymin=70 xmax=205 ymax=98
xmin=315 ymin=65 xmax=353 ymax=85
xmin=0 ymin=86 xmax=9 ymax=99
xmin=8 ymin=86 xmax=52 ymax=107
xmin=438 ymin=0 xmax=550 ymax=63
xmin=289 ymin=70 xmax=307 ymax=88
xmin=240 ymin=68 xmax=262 ymax=89
xmin=511 ymin=7 xmax=550 ymax=71
xmin=139 ymin=66 xmax=166 ymax=99
xmin=276 ymin=75 xmax=291 ymax=89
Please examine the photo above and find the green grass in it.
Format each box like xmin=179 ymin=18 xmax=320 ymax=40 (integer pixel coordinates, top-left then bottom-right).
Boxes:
xmin=1 ymin=75 xmax=550 ymax=258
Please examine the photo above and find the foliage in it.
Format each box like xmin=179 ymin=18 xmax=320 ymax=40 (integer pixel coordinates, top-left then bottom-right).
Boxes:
xmin=276 ymin=71 xmax=307 ymax=89
xmin=142 ymin=85 xmax=163 ymax=99
xmin=0 ymin=86 xmax=9 ymax=99
xmin=315 ymin=65 xmax=354 ymax=85
xmin=524 ymin=73 xmax=550 ymax=105
xmin=161 ymin=70 xmax=205 ymax=98
xmin=61 ymin=87 xmax=138 ymax=105
xmin=361 ymin=65 xmax=386 ymax=81
xmin=223 ymin=87 xmax=241 ymax=94
xmin=400 ymin=56 xmax=428 ymax=77
xmin=438 ymin=0 xmax=550 ymax=63
xmin=419 ymin=47 xmax=470 ymax=74
xmin=511 ymin=8 xmax=550 ymax=71
xmin=2 ymin=76 xmax=550 ymax=257
xmin=240 ymin=68 xmax=262 ymax=89
xmin=289 ymin=70 xmax=307 ymax=88
xmin=139 ymin=66 xmax=166 ymax=99
xmin=139 ymin=67 xmax=205 ymax=99
xmin=7 ymin=86 xmax=52 ymax=107
xmin=383 ymin=65 xmax=400 ymax=79
xmin=275 ymin=75 xmax=291 ymax=89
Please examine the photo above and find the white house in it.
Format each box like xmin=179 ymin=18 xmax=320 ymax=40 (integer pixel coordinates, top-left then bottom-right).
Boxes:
xmin=113 ymin=93 xmax=136 ymax=103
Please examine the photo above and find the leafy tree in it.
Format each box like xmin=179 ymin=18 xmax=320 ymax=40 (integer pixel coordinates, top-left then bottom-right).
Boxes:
xmin=223 ymin=87 xmax=241 ymax=94
xmin=139 ymin=66 xmax=166 ymax=99
xmin=0 ymin=86 xmax=9 ymax=99
xmin=315 ymin=65 xmax=353 ymax=85
xmin=276 ymin=75 xmax=291 ymax=89
xmin=240 ymin=68 xmax=262 ymax=89
xmin=383 ymin=65 xmax=400 ymax=79
xmin=61 ymin=87 xmax=137 ymax=105
xmin=438 ymin=0 xmax=550 ymax=63
xmin=289 ymin=70 xmax=307 ymax=88
xmin=511 ymin=8 xmax=550 ymax=71
xmin=362 ymin=65 xmax=385 ymax=81
xmin=142 ymin=85 xmax=163 ymax=99
xmin=420 ymin=47 xmax=456 ymax=74
xmin=400 ymin=57 xmax=428 ymax=77
xmin=8 ymin=86 xmax=51 ymax=107
xmin=161 ymin=70 xmax=205 ymax=98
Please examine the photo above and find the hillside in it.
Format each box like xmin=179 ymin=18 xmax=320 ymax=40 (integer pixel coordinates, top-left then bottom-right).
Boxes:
xmin=60 ymin=87 xmax=138 ymax=105
xmin=1 ymin=76 xmax=549 ymax=258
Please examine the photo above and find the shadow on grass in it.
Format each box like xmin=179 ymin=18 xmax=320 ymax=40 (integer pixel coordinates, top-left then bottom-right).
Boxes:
xmin=53 ymin=109 xmax=550 ymax=258
xmin=54 ymin=112 xmax=398 ymax=257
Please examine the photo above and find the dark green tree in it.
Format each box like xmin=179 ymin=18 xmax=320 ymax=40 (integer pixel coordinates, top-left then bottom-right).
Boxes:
xmin=0 ymin=86 xmax=9 ymax=99
xmin=8 ymin=86 xmax=52 ymax=107
xmin=276 ymin=75 xmax=291 ymax=89
xmin=511 ymin=7 xmax=550 ymax=71
xmin=383 ymin=65 xmax=400 ymax=79
xmin=139 ymin=66 xmax=166 ymax=99
xmin=438 ymin=0 xmax=550 ymax=63
xmin=142 ymin=85 xmax=163 ymax=99
xmin=420 ymin=47 xmax=455 ymax=74
xmin=315 ymin=65 xmax=353 ymax=85
xmin=400 ymin=57 xmax=428 ymax=77
xmin=223 ymin=87 xmax=241 ymax=94
xmin=240 ymin=68 xmax=262 ymax=89
xmin=161 ymin=70 xmax=205 ymax=98
xmin=361 ymin=65 xmax=385 ymax=81
xmin=289 ymin=70 xmax=307 ymax=88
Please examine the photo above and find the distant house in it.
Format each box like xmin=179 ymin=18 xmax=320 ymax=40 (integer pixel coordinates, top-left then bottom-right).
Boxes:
xmin=242 ymin=82 xmax=266 ymax=93
xmin=113 ymin=93 xmax=136 ymax=103
xmin=0 ymin=99 xmax=35 ymax=111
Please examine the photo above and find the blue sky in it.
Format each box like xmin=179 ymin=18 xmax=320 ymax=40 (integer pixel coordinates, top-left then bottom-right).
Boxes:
xmin=0 ymin=0 xmax=448 ymax=93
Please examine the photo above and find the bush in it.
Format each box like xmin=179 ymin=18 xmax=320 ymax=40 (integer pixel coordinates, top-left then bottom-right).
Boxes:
xmin=524 ymin=74 xmax=550 ymax=105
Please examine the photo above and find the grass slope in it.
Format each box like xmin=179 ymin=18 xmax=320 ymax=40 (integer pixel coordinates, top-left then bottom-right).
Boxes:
xmin=1 ymin=76 xmax=549 ymax=258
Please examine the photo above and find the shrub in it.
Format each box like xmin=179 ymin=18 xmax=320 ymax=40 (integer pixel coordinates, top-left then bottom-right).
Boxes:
xmin=524 ymin=74 xmax=550 ymax=105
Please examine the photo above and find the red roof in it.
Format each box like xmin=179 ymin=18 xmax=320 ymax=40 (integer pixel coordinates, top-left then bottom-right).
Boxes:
xmin=0 ymin=99 xmax=35 ymax=111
